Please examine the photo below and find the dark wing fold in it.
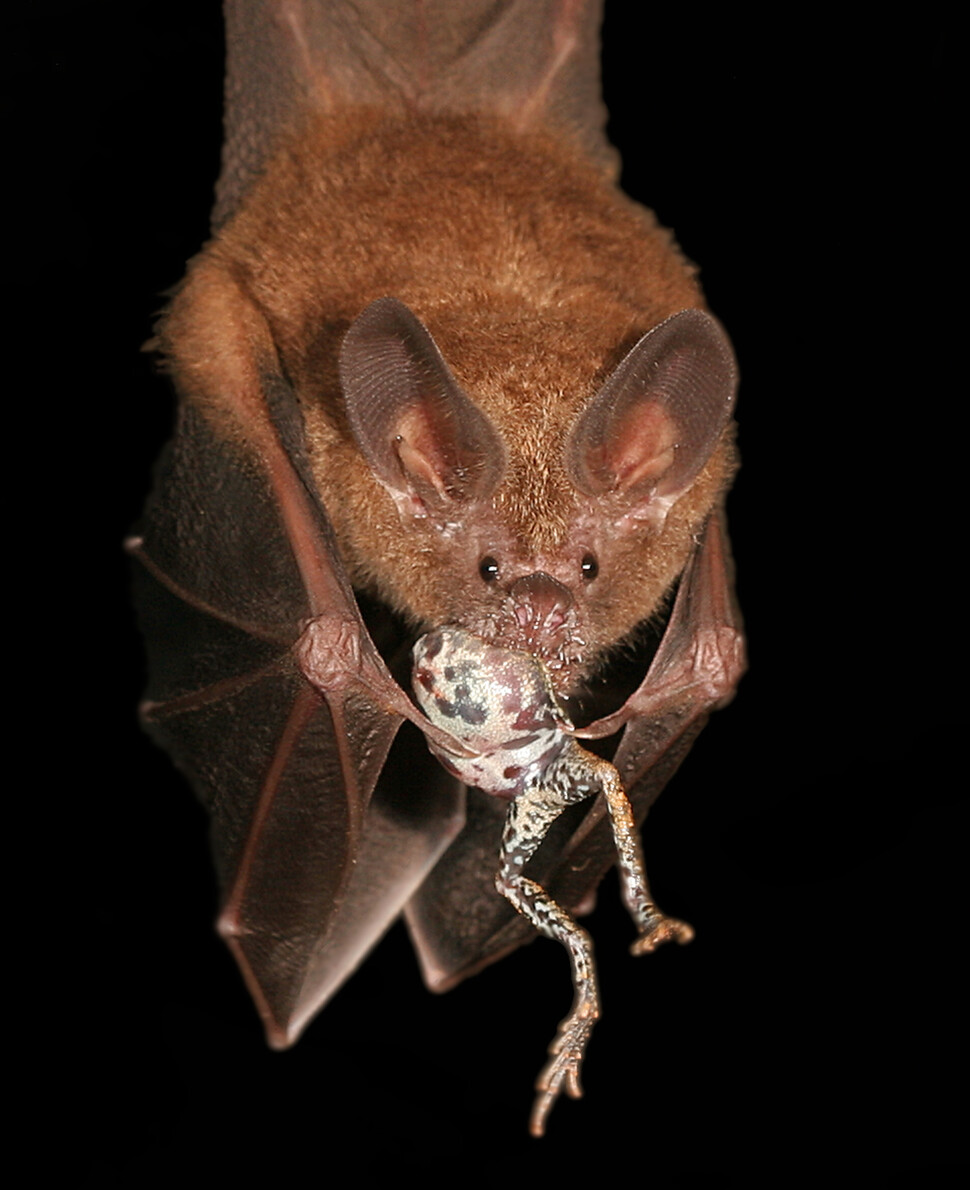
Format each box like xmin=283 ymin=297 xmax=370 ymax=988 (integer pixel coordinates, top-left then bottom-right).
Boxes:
xmin=131 ymin=388 xmax=464 ymax=1044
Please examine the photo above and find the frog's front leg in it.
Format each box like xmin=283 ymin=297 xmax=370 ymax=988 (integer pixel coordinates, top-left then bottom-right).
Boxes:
xmin=496 ymin=782 xmax=600 ymax=1138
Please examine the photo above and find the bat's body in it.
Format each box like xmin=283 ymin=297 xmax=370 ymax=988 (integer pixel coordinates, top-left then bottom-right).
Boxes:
xmin=131 ymin=0 xmax=744 ymax=1132
xmin=162 ymin=106 xmax=732 ymax=675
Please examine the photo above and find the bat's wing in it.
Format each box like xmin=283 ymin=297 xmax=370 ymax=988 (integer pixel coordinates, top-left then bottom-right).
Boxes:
xmin=563 ymin=509 xmax=746 ymax=881
xmin=405 ymin=510 xmax=745 ymax=989
xmin=216 ymin=0 xmax=616 ymax=226
xmin=130 ymin=372 xmax=465 ymax=1047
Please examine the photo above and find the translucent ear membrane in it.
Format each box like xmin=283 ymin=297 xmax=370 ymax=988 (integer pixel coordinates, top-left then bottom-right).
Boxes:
xmin=340 ymin=296 xmax=506 ymax=504
xmin=565 ymin=308 xmax=737 ymax=502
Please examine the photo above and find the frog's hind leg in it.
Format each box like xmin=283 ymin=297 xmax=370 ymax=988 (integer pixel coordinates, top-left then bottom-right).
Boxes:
xmin=495 ymin=772 xmax=599 ymax=1137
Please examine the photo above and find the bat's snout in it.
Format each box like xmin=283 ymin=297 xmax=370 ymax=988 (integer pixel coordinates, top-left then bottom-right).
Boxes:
xmin=509 ymin=572 xmax=573 ymax=636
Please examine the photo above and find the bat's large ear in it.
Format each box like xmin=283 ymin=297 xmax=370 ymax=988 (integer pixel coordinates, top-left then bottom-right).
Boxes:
xmin=340 ymin=297 xmax=506 ymax=518
xmin=565 ymin=309 xmax=737 ymax=527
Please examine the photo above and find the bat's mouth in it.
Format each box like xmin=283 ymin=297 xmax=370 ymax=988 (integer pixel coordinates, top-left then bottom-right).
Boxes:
xmin=353 ymin=579 xmax=669 ymax=745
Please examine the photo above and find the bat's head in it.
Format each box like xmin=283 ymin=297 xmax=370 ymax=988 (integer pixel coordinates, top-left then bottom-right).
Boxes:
xmin=339 ymin=297 xmax=737 ymax=695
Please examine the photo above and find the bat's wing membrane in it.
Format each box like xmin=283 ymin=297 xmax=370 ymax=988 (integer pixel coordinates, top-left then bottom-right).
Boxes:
xmin=216 ymin=0 xmax=615 ymax=226
xmin=405 ymin=511 xmax=745 ymax=989
xmin=130 ymin=383 xmax=464 ymax=1046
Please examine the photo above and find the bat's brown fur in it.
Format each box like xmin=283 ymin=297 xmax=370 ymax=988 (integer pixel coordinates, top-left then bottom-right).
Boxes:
xmin=160 ymin=107 xmax=734 ymax=687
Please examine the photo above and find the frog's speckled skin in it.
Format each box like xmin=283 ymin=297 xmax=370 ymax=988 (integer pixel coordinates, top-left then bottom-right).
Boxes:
xmin=412 ymin=627 xmax=572 ymax=799
xmin=412 ymin=626 xmax=694 ymax=1136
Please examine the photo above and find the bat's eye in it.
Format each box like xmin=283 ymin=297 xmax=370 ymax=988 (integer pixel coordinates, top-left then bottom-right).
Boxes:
xmin=581 ymin=554 xmax=599 ymax=581
xmin=479 ymin=556 xmax=500 ymax=582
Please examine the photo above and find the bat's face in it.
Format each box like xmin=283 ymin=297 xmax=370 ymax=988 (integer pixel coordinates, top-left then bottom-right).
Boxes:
xmin=336 ymin=300 xmax=738 ymax=694
xmin=370 ymin=489 xmax=683 ymax=685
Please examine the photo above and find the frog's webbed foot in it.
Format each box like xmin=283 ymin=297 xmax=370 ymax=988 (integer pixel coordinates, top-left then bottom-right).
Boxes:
xmin=630 ymin=912 xmax=695 ymax=956
xmin=529 ymin=996 xmax=599 ymax=1138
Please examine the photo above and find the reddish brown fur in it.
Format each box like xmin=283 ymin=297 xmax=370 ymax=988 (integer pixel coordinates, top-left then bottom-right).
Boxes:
xmin=161 ymin=107 xmax=734 ymax=688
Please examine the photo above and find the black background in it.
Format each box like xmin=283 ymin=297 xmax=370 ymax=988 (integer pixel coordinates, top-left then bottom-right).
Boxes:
xmin=35 ymin=2 xmax=963 ymax=1182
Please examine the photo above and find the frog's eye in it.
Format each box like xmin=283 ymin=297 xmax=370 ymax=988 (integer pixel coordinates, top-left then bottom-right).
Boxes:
xmin=479 ymin=556 xmax=500 ymax=583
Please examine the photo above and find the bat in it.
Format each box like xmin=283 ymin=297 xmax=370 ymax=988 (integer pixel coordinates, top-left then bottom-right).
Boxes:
xmin=129 ymin=0 xmax=745 ymax=1134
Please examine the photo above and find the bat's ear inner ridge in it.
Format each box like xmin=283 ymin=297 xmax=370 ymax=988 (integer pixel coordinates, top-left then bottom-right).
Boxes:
xmin=564 ymin=308 xmax=737 ymax=509
xmin=339 ymin=296 xmax=506 ymax=509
